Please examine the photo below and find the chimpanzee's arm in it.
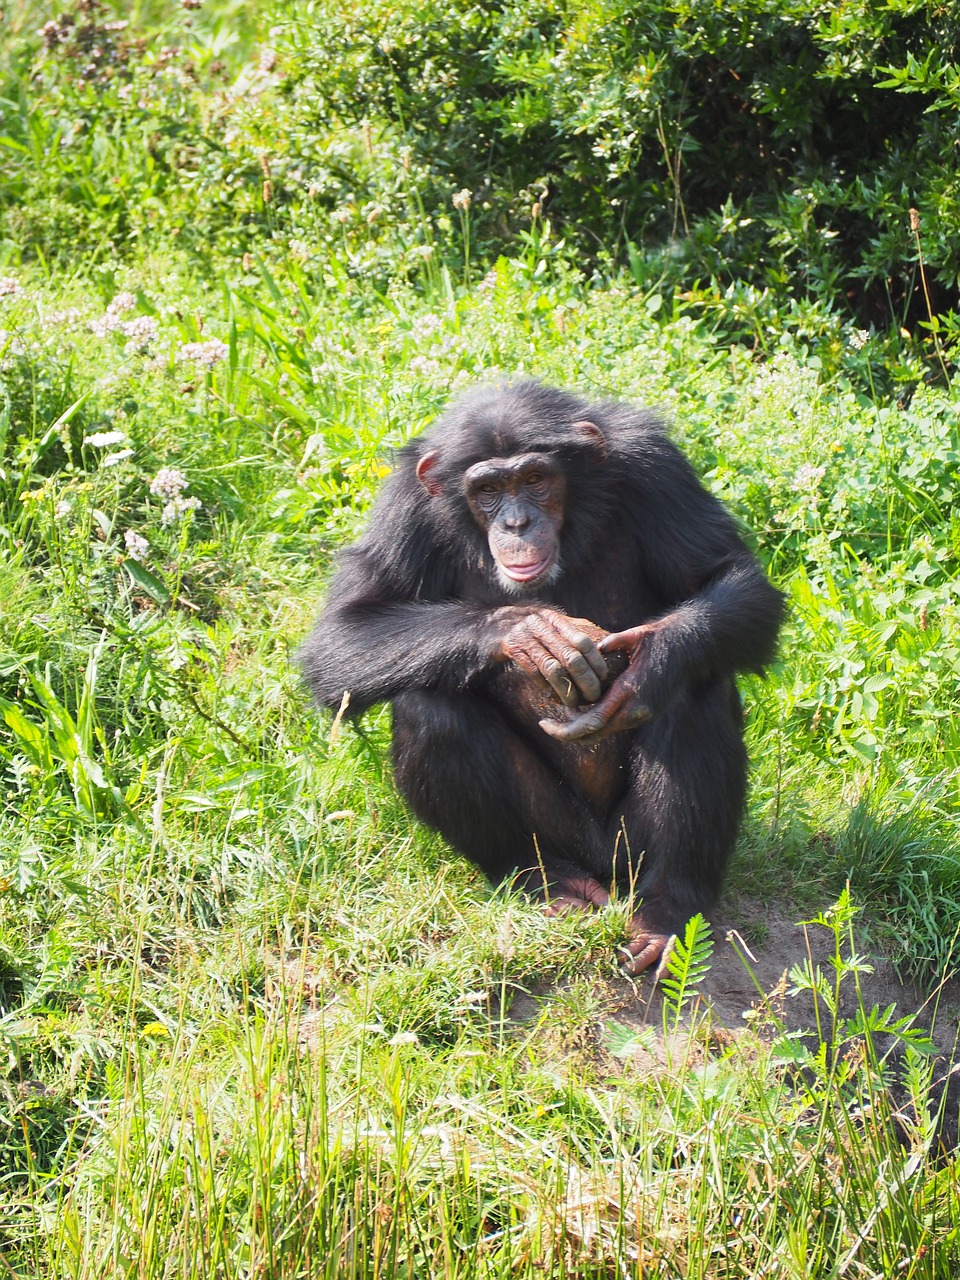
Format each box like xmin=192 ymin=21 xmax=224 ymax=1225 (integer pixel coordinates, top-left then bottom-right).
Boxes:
xmin=541 ymin=436 xmax=785 ymax=744
xmin=300 ymin=550 xmax=607 ymax=717
xmin=301 ymin=588 xmax=495 ymax=717
xmin=542 ymin=551 xmax=783 ymax=744
xmin=620 ymin=550 xmax=783 ymax=693
xmin=616 ymin=434 xmax=784 ymax=695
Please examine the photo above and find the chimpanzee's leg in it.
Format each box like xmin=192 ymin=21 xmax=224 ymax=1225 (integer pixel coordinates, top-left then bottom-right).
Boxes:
xmin=392 ymin=689 xmax=613 ymax=908
xmin=611 ymin=679 xmax=747 ymax=974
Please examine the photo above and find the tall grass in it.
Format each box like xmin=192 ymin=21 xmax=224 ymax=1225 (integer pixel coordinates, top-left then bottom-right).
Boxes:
xmin=5 ymin=899 xmax=957 ymax=1277
xmin=0 ymin=2 xmax=958 ymax=1275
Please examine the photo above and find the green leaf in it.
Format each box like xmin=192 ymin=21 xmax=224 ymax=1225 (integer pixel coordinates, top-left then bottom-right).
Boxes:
xmin=0 ymin=700 xmax=51 ymax=768
xmin=602 ymin=1020 xmax=657 ymax=1059
xmin=122 ymin=560 xmax=171 ymax=606
xmin=660 ymin=913 xmax=714 ymax=1024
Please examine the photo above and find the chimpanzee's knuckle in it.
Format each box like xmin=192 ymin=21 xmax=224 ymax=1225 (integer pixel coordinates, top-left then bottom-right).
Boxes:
xmin=565 ymin=651 xmax=589 ymax=676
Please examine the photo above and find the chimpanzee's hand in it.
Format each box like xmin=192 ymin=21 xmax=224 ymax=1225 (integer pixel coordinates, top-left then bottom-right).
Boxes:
xmin=493 ymin=608 xmax=609 ymax=708
xmin=538 ymin=621 xmax=662 ymax=743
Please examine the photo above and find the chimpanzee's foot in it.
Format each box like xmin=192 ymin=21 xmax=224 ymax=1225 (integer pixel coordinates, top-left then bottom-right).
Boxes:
xmin=541 ymin=874 xmax=611 ymax=915
xmin=618 ymin=919 xmax=675 ymax=975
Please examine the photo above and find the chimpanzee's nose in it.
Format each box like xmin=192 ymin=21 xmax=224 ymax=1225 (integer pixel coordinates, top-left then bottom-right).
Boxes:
xmin=504 ymin=507 xmax=530 ymax=531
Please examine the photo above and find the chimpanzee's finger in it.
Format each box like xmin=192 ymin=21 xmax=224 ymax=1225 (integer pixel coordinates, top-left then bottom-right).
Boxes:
xmin=539 ymin=699 xmax=615 ymax=741
xmin=533 ymin=619 xmax=605 ymax=702
xmin=598 ymin=625 xmax=650 ymax=655
xmin=577 ymin=879 xmax=611 ymax=908
xmin=619 ymin=929 xmax=674 ymax=975
xmin=568 ymin=630 xmax=609 ymax=682
xmin=619 ymin=939 xmax=667 ymax=975
xmin=541 ymin=657 xmax=580 ymax=707
xmin=557 ymin=647 xmax=602 ymax=703
xmin=509 ymin=646 xmax=552 ymax=692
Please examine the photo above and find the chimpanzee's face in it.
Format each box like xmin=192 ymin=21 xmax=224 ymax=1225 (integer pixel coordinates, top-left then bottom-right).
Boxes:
xmin=414 ymin=413 xmax=604 ymax=595
xmin=460 ymin=453 xmax=565 ymax=592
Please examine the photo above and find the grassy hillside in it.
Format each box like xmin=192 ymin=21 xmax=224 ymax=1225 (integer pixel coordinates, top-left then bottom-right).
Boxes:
xmin=1 ymin=2 xmax=958 ymax=1275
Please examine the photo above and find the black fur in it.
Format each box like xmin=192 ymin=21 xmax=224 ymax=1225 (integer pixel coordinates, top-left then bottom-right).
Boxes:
xmin=301 ymin=381 xmax=784 ymax=943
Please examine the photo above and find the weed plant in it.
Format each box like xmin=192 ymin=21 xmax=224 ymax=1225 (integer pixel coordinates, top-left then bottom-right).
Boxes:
xmin=0 ymin=2 xmax=958 ymax=1276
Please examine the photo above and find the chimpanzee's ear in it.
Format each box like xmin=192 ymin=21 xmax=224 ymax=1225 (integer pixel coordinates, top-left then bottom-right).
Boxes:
xmin=572 ymin=419 xmax=606 ymax=462
xmin=415 ymin=450 xmax=443 ymax=496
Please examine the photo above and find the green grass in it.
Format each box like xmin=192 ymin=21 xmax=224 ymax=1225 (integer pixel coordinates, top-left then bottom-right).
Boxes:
xmin=0 ymin=2 xmax=959 ymax=1275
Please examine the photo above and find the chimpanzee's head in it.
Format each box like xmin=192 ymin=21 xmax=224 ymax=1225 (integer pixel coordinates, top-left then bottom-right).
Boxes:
xmin=413 ymin=381 xmax=607 ymax=594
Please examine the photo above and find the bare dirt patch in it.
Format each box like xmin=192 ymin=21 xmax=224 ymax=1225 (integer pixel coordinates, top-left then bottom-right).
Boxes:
xmin=623 ymin=901 xmax=960 ymax=1055
xmin=509 ymin=901 xmax=960 ymax=1106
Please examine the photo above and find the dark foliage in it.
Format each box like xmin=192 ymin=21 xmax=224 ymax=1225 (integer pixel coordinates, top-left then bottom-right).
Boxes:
xmin=285 ymin=0 xmax=960 ymax=322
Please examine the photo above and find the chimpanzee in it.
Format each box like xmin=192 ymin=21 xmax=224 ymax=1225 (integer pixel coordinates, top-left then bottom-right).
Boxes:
xmin=301 ymin=380 xmax=784 ymax=974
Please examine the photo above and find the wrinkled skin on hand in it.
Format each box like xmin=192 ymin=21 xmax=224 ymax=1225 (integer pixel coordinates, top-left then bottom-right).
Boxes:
xmin=494 ymin=608 xmax=611 ymax=708
xmin=619 ymin=915 xmax=676 ymax=976
xmin=541 ymin=874 xmax=612 ymax=915
xmin=539 ymin=621 xmax=664 ymax=745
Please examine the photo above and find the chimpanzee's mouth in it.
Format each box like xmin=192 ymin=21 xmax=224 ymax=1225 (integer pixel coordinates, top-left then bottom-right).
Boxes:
xmin=499 ymin=555 xmax=553 ymax=584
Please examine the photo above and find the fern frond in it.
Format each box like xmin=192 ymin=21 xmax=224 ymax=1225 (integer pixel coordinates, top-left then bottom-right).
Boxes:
xmin=659 ymin=912 xmax=714 ymax=1023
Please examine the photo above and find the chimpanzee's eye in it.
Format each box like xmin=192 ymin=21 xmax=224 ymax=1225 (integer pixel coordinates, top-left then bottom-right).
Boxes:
xmin=525 ymin=473 xmax=543 ymax=486
xmin=479 ymin=483 xmax=497 ymax=495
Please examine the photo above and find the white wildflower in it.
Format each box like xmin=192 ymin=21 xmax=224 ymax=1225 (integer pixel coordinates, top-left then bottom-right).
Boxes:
xmin=451 ymin=188 xmax=472 ymax=211
xmin=102 ymin=448 xmax=134 ymax=466
xmin=0 ymin=278 xmax=21 ymax=297
xmin=161 ymin=495 xmax=202 ymax=526
xmin=107 ymin=291 xmax=137 ymax=314
xmin=387 ymin=1031 xmax=419 ymax=1046
xmin=124 ymin=530 xmax=150 ymax=560
xmin=177 ymin=339 xmax=228 ymax=367
xmin=411 ymin=313 xmax=444 ymax=342
xmin=150 ymin=467 xmax=189 ymax=499
xmin=409 ymin=354 xmax=443 ymax=378
xmin=123 ymin=315 xmax=157 ymax=339
xmin=791 ymin=463 xmax=826 ymax=492
xmin=43 ymin=307 xmax=84 ymax=329
xmin=83 ymin=430 xmax=127 ymax=448
xmin=849 ymin=329 xmax=870 ymax=350
xmin=89 ymin=313 xmax=125 ymax=338
xmin=122 ymin=315 xmax=158 ymax=353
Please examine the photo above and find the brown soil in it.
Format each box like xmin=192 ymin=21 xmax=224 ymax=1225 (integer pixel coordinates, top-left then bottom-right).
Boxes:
xmin=509 ymin=899 xmax=960 ymax=1141
xmin=631 ymin=901 xmax=958 ymax=1051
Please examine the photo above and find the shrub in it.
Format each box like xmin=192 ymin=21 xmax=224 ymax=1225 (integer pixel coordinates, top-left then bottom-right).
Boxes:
xmin=280 ymin=0 xmax=960 ymax=322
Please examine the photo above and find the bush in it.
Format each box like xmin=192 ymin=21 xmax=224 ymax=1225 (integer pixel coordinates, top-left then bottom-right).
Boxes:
xmin=280 ymin=0 xmax=960 ymax=322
